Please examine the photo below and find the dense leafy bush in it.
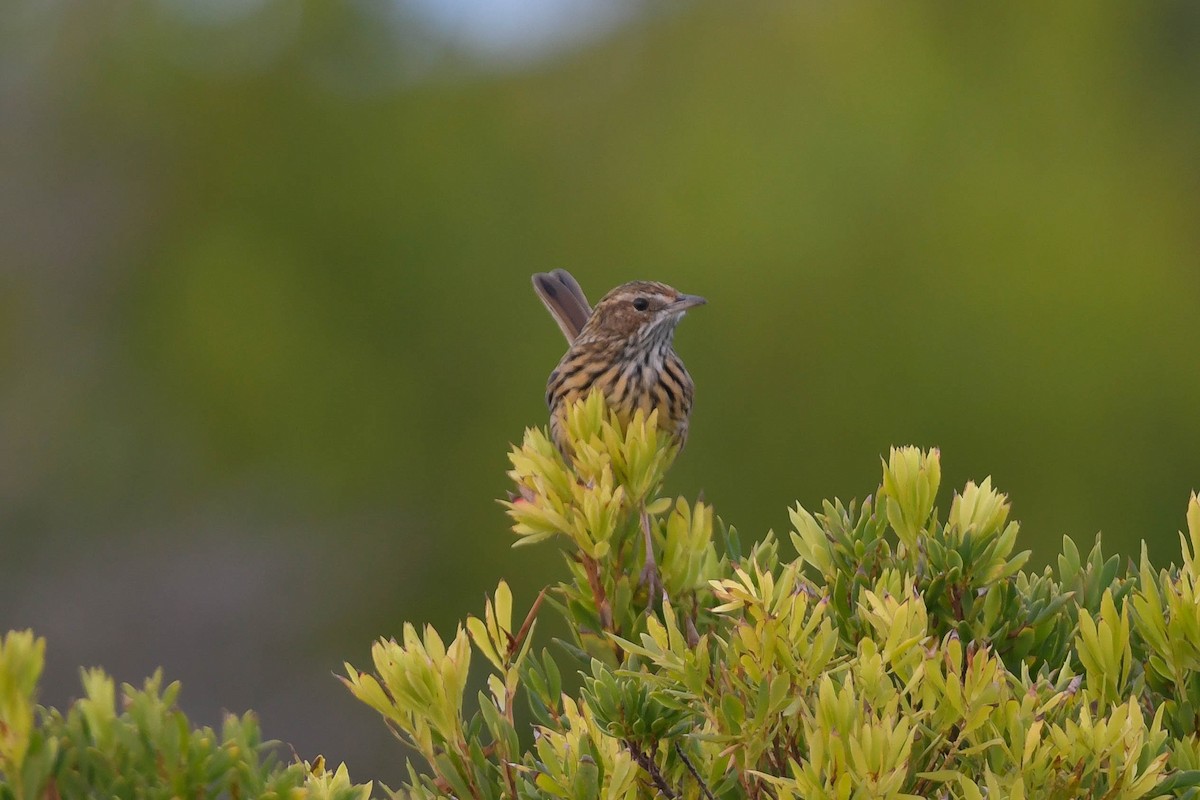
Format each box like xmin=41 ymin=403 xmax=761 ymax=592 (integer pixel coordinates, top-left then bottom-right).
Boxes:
xmin=0 ymin=631 xmax=370 ymax=800
xmin=5 ymin=392 xmax=1200 ymax=798
xmin=347 ymin=393 xmax=1200 ymax=799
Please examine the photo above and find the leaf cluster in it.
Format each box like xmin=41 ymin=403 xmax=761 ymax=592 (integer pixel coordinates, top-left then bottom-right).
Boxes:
xmin=344 ymin=392 xmax=1200 ymax=799
xmin=0 ymin=630 xmax=371 ymax=800
xmin=8 ymin=391 xmax=1200 ymax=799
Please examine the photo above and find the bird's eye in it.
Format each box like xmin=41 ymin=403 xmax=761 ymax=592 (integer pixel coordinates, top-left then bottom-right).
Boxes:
xmin=632 ymin=296 xmax=649 ymax=311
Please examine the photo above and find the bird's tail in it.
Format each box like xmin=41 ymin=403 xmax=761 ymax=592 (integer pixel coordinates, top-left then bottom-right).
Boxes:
xmin=532 ymin=269 xmax=592 ymax=343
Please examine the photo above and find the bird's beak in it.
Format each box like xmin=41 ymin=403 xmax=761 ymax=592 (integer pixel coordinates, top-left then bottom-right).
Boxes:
xmin=672 ymin=293 xmax=707 ymax=311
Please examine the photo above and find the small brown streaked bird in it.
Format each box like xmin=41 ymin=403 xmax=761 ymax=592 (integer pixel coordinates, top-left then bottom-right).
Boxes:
xmin=532 ymin=269 xmax=705 ymax=595
xmin=532 ymin=269 xmax=705 ymax=457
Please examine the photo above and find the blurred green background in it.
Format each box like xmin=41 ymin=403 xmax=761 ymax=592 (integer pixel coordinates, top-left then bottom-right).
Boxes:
xmin=2 ymin=0 xmax=1198 ymax=784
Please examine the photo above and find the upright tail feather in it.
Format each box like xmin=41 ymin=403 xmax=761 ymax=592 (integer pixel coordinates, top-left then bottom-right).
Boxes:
xmin=532 ymin=269 xmax=593 ymax=343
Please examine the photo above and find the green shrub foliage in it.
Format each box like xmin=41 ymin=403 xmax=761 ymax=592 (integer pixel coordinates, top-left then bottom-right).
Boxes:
xmin=346 ymin=393 xmax=1200 ymax=799
xmin=6 ymin=392 xmax=1200 ymax=798
xmin=0 ymin=632 xmax=372 ymax=800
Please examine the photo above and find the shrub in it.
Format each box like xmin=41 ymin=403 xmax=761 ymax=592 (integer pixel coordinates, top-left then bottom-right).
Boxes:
xmin=5 ymin=392 xmax=1200 ymax=798
xmin=347 ymin=392 xmax=1200 ymax=799
xmin=0 ymin=629 xmax=371 ymax=799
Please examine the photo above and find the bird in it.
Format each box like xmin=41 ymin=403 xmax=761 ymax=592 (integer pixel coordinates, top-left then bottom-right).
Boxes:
xmin=532 ymin=269 xmax=705 ymax=457
xmin=532 ymin=268 xmax=705 ymax=597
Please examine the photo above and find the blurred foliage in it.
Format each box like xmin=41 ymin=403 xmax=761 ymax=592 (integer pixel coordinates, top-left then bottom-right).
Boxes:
xmin=345 ymin=396 xmax=1200 ymax=798
xmin=0 ymin=631 xmax=371 ymax=800
xmin=2 ymin=0 xmax=1199 ymax=785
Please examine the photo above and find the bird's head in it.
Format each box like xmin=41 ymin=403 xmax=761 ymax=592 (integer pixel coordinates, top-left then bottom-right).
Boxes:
xmin=579 ymin=280 xmax=706 ymax=347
